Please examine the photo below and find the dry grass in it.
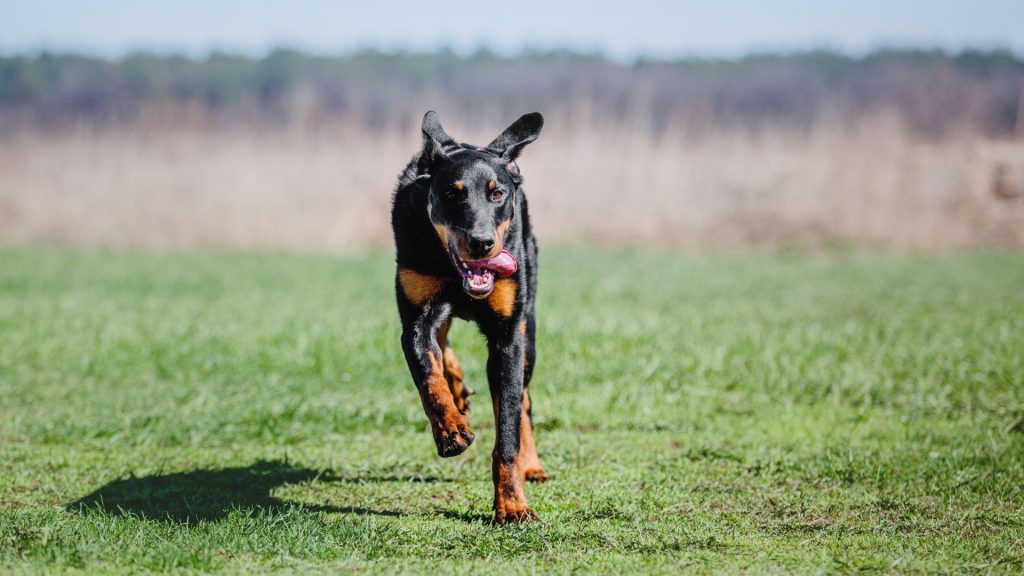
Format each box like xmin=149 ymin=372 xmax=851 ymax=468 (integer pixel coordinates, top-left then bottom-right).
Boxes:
xmin=2 ymin=116 xmax=1023 ymax=251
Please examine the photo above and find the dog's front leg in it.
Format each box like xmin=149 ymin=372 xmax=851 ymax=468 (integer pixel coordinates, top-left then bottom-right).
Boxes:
xmin=487 ymin=327 xmax=536 ymax=523
xmin=400 ymin=302 xmax=475 ymax=458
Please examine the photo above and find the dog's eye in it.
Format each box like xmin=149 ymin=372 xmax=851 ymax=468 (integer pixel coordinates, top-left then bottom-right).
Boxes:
xmin=490 ymin=189 xmax=504 ymax=202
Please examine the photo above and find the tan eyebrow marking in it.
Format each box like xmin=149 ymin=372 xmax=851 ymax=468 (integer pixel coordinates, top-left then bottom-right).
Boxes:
xmin=488 ymin=180 xmax=497 ymax=190
xmin=454 ymin=180 xmax=464 ymax=191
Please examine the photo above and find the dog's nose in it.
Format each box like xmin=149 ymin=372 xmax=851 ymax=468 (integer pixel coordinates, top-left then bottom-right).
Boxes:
xmin=467 ymin=235 xmax=495 ymax=259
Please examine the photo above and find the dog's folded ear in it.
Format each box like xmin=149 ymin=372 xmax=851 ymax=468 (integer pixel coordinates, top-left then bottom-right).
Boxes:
xmin=417 ymin=111 xmax=454 ymax=177
xmin=487 ymin=112 xmax=544 ymax=162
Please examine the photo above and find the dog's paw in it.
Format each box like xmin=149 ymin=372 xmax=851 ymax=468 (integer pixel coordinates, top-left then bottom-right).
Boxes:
xmin=494 ymin=504 xmax=538 ymax=525
xmin=432 ymin=421 xmax=475 ymax=458
xmin=523 ymin=467 xmax=547 ymax=483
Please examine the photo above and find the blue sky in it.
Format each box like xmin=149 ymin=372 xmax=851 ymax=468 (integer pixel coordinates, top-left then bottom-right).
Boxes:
xmin=3 ymin=0 xmax=1023 ymax=60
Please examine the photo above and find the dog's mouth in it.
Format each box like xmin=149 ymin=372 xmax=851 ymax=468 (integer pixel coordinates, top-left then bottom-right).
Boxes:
xmin=453 ymin=250 xmax=518 ymax=299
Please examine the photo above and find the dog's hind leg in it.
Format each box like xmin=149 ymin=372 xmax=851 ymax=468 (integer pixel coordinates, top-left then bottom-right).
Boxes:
xmin=436 ymin=318 xmax=475 ymax=413
xmin=519 ymin=316 xmax=546 ymax=482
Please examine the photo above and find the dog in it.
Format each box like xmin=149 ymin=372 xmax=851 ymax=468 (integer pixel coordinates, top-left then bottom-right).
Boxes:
xmin=391 ymin=111 xmax=545 ymax=523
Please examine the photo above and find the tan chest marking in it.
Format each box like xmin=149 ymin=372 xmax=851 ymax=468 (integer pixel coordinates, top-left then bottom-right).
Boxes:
xmin=488 ymin=278 xmax=518 ymax=317
xmin=399 ymin=268 xmax=447 ymax=306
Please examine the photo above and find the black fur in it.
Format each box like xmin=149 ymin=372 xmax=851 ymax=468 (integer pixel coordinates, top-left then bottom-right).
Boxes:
xmin=391 ymin=111 xmax=543 ymax=522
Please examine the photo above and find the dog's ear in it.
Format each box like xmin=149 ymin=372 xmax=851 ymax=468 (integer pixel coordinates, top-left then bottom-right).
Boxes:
xmin=486 ymin=112 xmax=544 ymax=161
xmin=417 ymin=111 xmax=454 ymax=178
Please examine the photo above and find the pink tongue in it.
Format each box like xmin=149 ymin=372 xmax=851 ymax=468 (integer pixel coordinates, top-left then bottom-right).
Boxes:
xmin=469 ymin=250 xmax=518 ymax=277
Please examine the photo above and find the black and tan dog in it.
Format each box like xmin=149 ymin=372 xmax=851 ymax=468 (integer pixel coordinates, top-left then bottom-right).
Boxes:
xmin=391 ymin=111 xmax=545 ymax=523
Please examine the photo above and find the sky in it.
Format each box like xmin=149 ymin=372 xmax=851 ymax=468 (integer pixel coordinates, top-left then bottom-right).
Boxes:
xmin=2 ymin=0 xmax=1023 ymax=60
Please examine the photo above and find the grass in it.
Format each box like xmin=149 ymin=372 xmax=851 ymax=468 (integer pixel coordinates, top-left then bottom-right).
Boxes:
xmin=1 ymin=246 xmax=1022 ymax=574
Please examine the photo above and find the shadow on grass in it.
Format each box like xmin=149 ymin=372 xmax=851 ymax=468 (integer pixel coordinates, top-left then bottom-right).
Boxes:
xmin=67 ymin=459 xmax=426 ymax=522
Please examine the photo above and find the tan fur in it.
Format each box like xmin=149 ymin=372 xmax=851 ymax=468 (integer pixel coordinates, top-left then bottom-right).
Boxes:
xmin=490 ymin=218 xmax=512 ymax=257
xmin=433 ymin=224 xmax=449 ymax=251
xmin=520 ymin=389 xmax=546 ymax=482
xmin=488 ymin=278 xmax=518 ymax=317
xmin=398 ymin=268 xmax=446 ymax=306
xmin=492 ymin=450 xmax=535 ymax=523
xmin=436 ymin=318 xmax=471 ymax=413
xmin=420 ymin=349 xmax=474 ymax=450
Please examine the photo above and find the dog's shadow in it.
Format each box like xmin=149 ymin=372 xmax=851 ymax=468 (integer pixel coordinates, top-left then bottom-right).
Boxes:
xmin=66 ymin=460 xmax=444 ymax=523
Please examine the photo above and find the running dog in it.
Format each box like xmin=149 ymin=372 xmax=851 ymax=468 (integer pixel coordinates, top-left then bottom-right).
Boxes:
xmin=391 ymin=111 xmax=545 ymax=523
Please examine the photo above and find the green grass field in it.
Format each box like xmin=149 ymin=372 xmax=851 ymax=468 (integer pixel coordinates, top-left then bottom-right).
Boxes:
xmin=1 ymin=247 xmax=1022 ymax=574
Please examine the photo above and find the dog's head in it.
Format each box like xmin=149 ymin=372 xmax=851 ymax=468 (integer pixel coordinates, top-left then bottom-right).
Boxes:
xmin=415 ymin=111 xmax=543 ymax=299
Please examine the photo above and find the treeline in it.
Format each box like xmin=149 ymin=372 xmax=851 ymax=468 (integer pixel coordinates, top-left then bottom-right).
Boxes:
xmin=1 ymin=48 xmax=1022 ymax=135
